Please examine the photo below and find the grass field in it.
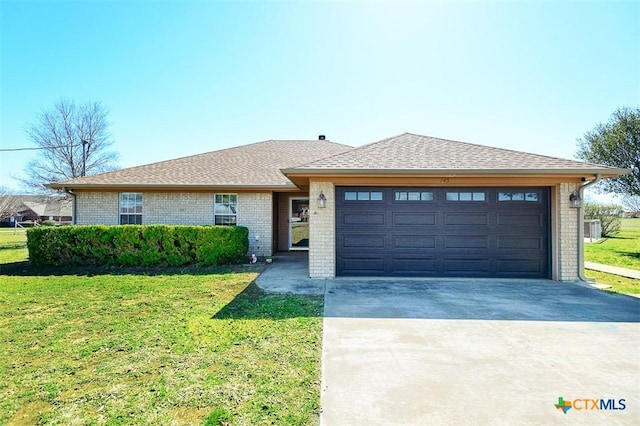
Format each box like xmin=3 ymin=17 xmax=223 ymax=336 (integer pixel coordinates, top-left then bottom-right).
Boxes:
xmin=0 ymin=229 xmax=323 ymax=425
xmin=0 ymin=229 xmax=28 ymax=264
xmin=584 ymin=270 xmax=640 ymax=295
xmin=584 ymin=218 xmax=640 ymax=294
xmin=584 ymin=218 xmax=640 ymax=270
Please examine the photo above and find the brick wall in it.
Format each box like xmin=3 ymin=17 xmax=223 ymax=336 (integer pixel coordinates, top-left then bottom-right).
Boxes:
xmin=309 ymin=181 xmax=335 ymax=278
xmin=75 ymin=192 xmax=119 ymax=225
xmin=557 ymin=183 xmax=580 ymax=281
xmin=237 ymin=192 xmax=272 ymax=258
xmin=74 ymin=191 xmax=273 ymax=258
xmin=145 ymin=192 xmax=213 ymax=225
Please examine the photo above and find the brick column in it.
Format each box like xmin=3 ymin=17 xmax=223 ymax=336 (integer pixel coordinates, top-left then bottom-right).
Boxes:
xmin=309 ymin=181 xmax=335 ymax=278
xmin=558 ymin=183 xmax=580 ymax=281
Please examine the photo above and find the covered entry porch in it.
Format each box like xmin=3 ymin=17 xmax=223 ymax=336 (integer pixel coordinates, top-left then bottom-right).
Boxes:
xmin=272 ymin=192 xmax=310 ymax=253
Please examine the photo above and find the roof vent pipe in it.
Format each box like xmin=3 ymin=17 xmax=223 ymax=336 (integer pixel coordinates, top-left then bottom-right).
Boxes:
xmin=318 ymin=135 xmax=326 ymax=140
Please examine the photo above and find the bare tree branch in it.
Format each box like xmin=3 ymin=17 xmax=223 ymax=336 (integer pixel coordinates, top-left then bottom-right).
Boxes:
xmin=622 ymin=196 xmax=640 ymax=217
xmin=22 ymin=99 xmax=120 ymax=193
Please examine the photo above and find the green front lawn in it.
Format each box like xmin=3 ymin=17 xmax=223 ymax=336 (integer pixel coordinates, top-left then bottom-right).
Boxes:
xmin=584 ymin=218 xmax=640 ymax=270
xmin=584 ymin=218 xmax=640 ymax=294
xmin=585 ymin=270 xmax=640 ymax=295
xmin=0 ymin=228 xmax=28 ymax=248
xmin=0 ymin=232 xmax=323 ymax=425
xmin=0 ymin=229 xmax=28 ymax=264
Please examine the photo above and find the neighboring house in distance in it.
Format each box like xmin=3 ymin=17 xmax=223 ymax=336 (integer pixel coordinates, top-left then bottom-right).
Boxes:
xmin=49 ymin=133 xmax=628 ymax=281
xmin=0 ymin=195 xmax=73 ymax=226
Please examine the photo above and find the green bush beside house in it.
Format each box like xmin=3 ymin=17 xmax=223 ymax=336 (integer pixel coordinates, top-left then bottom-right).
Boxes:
xmin=27 ymin=225 xmax=249 ymax=267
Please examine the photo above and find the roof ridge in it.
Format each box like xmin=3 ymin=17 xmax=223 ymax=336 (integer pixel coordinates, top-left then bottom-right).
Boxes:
xmin=287 ymin=142 xmax=356 ymax=169
xmin=346 ymin=132 xmax=413 ymax=151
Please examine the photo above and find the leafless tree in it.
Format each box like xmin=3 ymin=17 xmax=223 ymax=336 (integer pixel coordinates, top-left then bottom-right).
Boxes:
xmin=23 ymin=99 xmax=119 ymax=192
xmin=622 ymin=195 xmax=640 ymax=217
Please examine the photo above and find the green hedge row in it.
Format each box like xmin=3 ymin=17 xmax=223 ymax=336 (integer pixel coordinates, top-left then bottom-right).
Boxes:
xmin=27 ymin=225 xmax=249 ymax=267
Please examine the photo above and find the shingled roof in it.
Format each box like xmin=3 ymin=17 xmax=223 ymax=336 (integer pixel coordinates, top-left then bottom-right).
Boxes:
xmin=50 ymin=133 xmax=628 ymax=191
xmin=49 ymin=139 xmax=352 ymax=190
xmin=282 ymin=133 xmax=626 ymax=176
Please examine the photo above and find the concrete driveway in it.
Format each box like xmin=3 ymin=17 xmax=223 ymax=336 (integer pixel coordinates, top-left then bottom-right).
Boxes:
xmin=321 ymin=279 xmax=640 ymax=425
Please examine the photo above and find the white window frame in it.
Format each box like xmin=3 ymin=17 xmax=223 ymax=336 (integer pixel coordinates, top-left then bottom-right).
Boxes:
xmin=214 ymin=193 xmax=238 ymax=225
xmin=119 ymin=193 xmax=143 ymax=225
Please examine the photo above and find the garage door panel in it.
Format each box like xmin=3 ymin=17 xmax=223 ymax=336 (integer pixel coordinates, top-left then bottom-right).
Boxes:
xmin=392 ymin=212 xmax=437 ymax=226
xmin=444 ymin=235 xmax=489 ymax=249
xmin=342 ymin=234 xmax=386 ymax=249
xmin=444 ymin=258 xmax=490 ymax=274
xmin=497 ymin=236 xmax=542 ymax=249
xmin=391 ymin=257 xmax=437 ymax=274
xmin=336 ymin=187 xmax=549 ymax=278
xmin=496 ymin=259 xmax=544 ymax=274
xmin=444 ymin=213 xmax=489 ymax=226
xmin=497 ymin=213 xmax=543 ymax=227
xmin=342 ymin=212 xmax=385 ymax=225
xmin=392 ymin=235 xmax=436 ymax=249
xmin=340 ymin=257 xmax=386 ymax=274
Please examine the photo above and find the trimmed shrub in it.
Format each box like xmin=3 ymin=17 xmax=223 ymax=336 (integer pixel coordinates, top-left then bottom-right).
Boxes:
xmin=27 ymin=225 xmax=249 ymax=267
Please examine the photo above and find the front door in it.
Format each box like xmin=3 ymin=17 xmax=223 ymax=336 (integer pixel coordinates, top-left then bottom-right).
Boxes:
xmin=290 ymin=198 xmax=309 ymax=250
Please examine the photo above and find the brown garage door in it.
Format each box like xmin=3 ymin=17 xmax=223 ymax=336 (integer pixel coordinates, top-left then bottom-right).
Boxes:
xmin=336 ymin=187 xmax=550 ymax=278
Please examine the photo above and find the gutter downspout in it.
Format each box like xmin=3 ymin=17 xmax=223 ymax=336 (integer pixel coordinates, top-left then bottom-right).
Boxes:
xmin=577 ymin=174 xmax=602 ymax=282
xmin=62 ymin=187 xmax=76 ymax=225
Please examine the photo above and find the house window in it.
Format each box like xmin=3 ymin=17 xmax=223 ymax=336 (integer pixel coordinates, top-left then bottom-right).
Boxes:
xmin=120 ymin=193 xmax=142 ymax=224
xmin=214 ymin=194 xmax=237 ymax=225
xmin=344 ymin=191 xmax=383 ymax=201
xmin=498 ymin=192 xmax=539 ymax=202
xmin=395 ymin=191 xmax=434 ymax=201
xmin=446 ymin=191 xmax=486 ymax=201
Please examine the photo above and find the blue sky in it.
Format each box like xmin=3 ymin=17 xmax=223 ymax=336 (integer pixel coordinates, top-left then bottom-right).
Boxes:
xmin=1 ymin=0 xmax=639 ymax=192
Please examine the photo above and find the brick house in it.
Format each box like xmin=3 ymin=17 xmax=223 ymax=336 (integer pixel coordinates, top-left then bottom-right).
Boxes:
xmin=49 ymin=133 xmax=628 ymax=281
xmin=0 ymin=195 xmax=73 ymax=226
